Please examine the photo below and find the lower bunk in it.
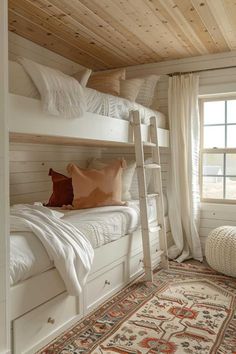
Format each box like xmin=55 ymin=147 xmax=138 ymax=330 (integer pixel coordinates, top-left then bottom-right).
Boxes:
xmin=10 ymin=202 xmax=170 ymax=354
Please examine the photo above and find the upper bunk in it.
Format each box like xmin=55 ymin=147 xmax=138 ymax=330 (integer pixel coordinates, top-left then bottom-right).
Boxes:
xmin=8 ymin=60 xmax=169 ymax=148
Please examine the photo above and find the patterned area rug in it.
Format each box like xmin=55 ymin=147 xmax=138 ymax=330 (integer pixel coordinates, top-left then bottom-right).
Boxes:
xmin=38 ymin=262 xmax=236 ymax=354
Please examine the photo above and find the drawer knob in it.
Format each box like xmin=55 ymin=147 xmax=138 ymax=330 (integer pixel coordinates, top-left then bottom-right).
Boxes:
xmin=47 ymin=317 xmax=55 ymax=324
xmin=105 ymin=280 xmax=111 ymax=285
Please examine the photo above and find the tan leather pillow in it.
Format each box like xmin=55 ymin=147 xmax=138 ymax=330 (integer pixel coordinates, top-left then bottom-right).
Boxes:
xmin=88 ymin=158 xmax=136 ymax=201
xmin=87 ymin=68 xmax=126 ymax=96
xmin=67 ymin=160 xmax=125 ymax=209
xmin=120 ymin=78 xmax=144 ymax=102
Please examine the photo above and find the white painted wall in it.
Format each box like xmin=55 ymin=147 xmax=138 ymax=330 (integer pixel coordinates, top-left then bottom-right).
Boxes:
xmin=0 ymin=1 xmax=10 ymax=353
xmin=127 ymin=50 xmax=236 ymax=252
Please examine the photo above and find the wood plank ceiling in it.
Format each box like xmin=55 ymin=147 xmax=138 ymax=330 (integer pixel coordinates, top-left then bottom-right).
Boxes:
xmin=8 ymin=0 xmax=236 ymax=70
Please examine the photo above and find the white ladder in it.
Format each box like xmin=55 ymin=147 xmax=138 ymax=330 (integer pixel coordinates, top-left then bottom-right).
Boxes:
xmin=132 ymin=111 xmax=168 ymax=281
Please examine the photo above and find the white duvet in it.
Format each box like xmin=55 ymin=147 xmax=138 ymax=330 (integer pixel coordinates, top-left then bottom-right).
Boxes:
xmin=84 ymin=87 xmax=166 ymax=125
xmin=10 ymin=203 xmax=140 ymax=287
xmin=10 ymin=204 xmax=94 ymax=296
xmin=10 ymin=200 xmax=169 ymax=288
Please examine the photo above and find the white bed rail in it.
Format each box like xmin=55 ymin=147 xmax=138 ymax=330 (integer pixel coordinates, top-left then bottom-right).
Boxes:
xmin=9 ymin=94 xmax=169 ymax=147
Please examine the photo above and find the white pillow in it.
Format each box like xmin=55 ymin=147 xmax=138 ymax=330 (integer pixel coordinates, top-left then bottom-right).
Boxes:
xmin=88 ymin=158 xmax=136 ymax=201
xmin=73 ymin=68 xmax=92 ymax=87
xmin=9 ymin=60 xmax=40 ymax=99
xmin=18 ymin=57 xmax=86 ymax=118
xmin=136 ymin=75 xmax=160 ymax=107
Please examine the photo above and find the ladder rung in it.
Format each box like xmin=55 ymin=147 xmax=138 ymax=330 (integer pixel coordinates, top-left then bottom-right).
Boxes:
xmin=143 ymin=224 xmax=161 ymax=233
xmin=147 ymin=193 xmax=159 ymax=198
xmin=139 ymin=193 xmax=159 ymax=199
xmin=145 ymin=163 xmax=161 ymax=169
xmin=143 ymin=142 xmax=156 ymax=147
xmin=149 ymin=225 xmax=161 ymax=233
xmin=137 ymin=163 xmax=160 ymax=169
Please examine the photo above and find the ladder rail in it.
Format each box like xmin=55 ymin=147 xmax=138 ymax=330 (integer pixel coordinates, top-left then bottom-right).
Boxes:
xmin=132 ymin=111 xmax=153 ymax=281
xmin=132 ymin=111 xmax=169 ymax=282
xmin=150 ymin=116 xmax=169 ymax=269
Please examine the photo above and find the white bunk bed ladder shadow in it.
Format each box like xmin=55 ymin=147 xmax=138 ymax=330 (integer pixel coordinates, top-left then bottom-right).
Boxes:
xmin=132 ymin=110 xmax=169 ymax=282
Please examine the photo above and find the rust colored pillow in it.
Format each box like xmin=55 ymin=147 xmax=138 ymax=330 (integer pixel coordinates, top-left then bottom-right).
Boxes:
xmin=67 ymin=160 xmax=125 ymax=209
xmin=46 ymin=168 xmax=73 ymax=207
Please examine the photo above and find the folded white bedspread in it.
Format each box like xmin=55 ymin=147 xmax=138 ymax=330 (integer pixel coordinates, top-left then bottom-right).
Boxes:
xmin=10 ymin=204 xmax=94 ymax=296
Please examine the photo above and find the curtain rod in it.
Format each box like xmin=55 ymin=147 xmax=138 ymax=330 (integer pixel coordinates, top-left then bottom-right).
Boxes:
xmin=168 ymin=65 xmax=236 ymax=76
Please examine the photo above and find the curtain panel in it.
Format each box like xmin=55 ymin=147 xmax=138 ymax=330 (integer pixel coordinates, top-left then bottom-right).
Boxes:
xmin=167 ymin=74 xmax=203 ymax=262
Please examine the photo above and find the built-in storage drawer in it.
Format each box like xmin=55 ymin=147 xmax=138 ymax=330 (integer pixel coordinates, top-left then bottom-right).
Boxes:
xmin=129 ymin=251 xmax=144 ymax=278
xmin=151 ymin=243 xmax=163 ymax=267
xmin=13 ymin=292 xmax=80 ymax=354
xmin=129 ymin=243 xmax=162 ymax=279
xmin=85 ymin=260 xmax=125 ymax=313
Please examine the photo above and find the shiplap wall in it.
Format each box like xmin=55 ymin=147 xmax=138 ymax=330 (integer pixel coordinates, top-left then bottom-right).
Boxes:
xmin=9 ymin=32 xmax=85 ymax=75
xmin=9 ymin=143 xmax=168 ymax=206
xmin=1 ymin=1 xmax=10 ymax=353
xmin=127 ymin=50 xmax=236 ymax=252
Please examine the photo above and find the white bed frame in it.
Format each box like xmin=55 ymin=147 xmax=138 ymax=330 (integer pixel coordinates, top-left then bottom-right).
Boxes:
xmin=11 ymin=228 xmax=161 ymax=354
xmin=8 ymin=94 xmax=169 ymax=148
xmin=8 ymin=92 xmax=169 ymax=353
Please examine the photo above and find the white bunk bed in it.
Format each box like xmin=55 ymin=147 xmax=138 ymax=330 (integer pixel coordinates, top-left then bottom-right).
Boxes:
xmin=9 ymin=93 xmax=169 ymax=148
xmin=11 ymin=202 xmax=168 ymax=353
xmin=8 ymin=61 xmax=170 ymax=354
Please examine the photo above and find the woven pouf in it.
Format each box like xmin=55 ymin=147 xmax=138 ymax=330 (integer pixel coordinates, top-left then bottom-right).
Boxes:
xmin=205 ymin=226 xmax=236 ymax=277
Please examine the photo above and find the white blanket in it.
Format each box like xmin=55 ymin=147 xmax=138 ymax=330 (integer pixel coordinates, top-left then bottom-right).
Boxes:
xmin=61 ymin=204 xmax=140 ymax=247
xmin=84 ymin=87 xmax=166 ymax=125
xmin=10 ymin=204 xmax=94 ymax=296
xmin=18 ymin=58 xmax=86 ymax=119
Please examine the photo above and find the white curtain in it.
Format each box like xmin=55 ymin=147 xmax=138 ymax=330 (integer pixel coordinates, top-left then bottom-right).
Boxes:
xmin=167 ymin=74 xmax=203 ymax=262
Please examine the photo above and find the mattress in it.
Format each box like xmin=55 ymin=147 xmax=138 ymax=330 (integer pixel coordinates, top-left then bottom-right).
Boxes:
xmin=10 ymin=199 xmax=170 ymax=286
xmin=8 ymin=60 xmax=166 ymax=127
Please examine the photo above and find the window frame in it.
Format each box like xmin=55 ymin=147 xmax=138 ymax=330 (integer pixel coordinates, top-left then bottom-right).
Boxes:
xmin=200 ymin=95 xmax=236 ymax=204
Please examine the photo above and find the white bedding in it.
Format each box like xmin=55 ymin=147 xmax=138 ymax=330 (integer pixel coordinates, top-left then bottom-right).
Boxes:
xmin=19 ymin=57 xmax=86 ymax=119
xmin=10 ymin=204 xmax=94 ymax=295
xmin=10 ymin=198 xmax=170 ymax=286
xmin=9 ymin=60 xmax=166 ymax=127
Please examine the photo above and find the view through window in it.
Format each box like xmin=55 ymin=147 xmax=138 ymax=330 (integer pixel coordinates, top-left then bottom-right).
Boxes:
xmin=201 ymin=98 xmax=236 ymax=202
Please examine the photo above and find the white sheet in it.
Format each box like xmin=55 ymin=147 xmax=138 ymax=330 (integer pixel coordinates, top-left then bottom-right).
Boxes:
xmin=9 ymin=60 xmax=166 ymax=128
xmin=10 ymin=199 xmax=170 ymax=287
xmin=10 ymin=204 xmax=94 ymax=295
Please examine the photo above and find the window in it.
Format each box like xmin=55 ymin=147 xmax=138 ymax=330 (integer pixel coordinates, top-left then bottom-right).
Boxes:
xmin=200 ymin=97 xmax=236 ymax=203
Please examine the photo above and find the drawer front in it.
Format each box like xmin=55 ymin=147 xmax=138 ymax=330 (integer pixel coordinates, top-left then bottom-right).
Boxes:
xmin=129 ymin=251 xmax=144 ymax=278
xmin=151 ymin=243 xmax=162 ymax=267
xmin=129 ymin=244 xmax=161 ymax=278
xmin=13 ymin=293 xmax=79 ymax=354
xmin=86 ymin=261 xmax=125 ymax=312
